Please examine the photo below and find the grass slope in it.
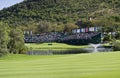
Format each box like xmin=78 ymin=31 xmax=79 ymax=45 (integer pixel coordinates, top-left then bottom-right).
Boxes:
xmin=0 ymin=52 xmax=120 ymax=78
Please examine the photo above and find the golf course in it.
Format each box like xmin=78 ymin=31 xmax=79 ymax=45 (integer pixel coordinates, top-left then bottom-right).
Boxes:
xmin=0 ymin=51 xmax=120 ymax=78
xmin=0 ymin=0 xmax=120 ymax=78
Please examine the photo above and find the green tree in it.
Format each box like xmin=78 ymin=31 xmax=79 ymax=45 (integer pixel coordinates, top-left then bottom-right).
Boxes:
xmin=0 ymin=22 xmax=9 ymax=56
xmin=8 ymin=28 xmax=27 ymax=54
xmin=113 ymin=40 xmax=120 ymax=51
xmin=103 ymin=34 xmax=112 ymax=42
xmin=63 ymin=23 xmax=78 ymax=33
xmin=37 ymin=21 xmax=51 ymax=33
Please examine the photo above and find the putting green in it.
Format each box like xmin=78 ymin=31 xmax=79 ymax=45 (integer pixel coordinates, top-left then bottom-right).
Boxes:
xmin=0 ymin=52 xmax=120 ymax=78
xmin=26 ymin=43 xmax=87 ymax=50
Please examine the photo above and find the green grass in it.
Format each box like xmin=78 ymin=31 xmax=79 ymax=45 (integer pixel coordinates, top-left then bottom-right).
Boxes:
xmin=0 ymin=52 xmax=120 ymax=78
xmin=26 ymin=43 xmax=87 ymax=50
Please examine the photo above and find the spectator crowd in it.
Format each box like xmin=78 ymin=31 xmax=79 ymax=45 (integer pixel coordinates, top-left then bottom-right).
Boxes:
xmin=24 ymin=32 xmax=100 ymax=43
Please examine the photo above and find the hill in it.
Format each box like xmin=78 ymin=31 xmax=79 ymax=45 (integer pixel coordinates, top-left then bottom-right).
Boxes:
xmin=0 ymin=0 xmax=120 ymax=33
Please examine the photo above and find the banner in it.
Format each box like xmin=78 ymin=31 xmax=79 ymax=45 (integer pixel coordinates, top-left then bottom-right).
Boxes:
xmin=77 ymin=29 xmax=80 ymax=33
xmin=85 ymin=28 xmax=89 ymax=32
xmin=30 ymin=31 xmax=33 ymax=35
xmin=72 ymin=29 xmax=77 ymax=33
xmin=72 ymin=26 xmax=101 ymax=33
xmin=81 ymin=28 xmax=85 ymax=32
xmin=80 ymin=29 xmax=82 ymax=33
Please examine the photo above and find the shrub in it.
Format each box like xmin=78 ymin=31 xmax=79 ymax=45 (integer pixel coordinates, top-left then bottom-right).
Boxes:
xmin=113 ymin=41 xmax=120 ymax=51
xmin=115 ymin=32 xmax=120 ymax=39
xmin=19 ymin=45 xmax=28 ymax=54
xmin=0 ymin=49 xmax=8 ymax=57
xmin=103 ymin=34 xmax=112 ymax=42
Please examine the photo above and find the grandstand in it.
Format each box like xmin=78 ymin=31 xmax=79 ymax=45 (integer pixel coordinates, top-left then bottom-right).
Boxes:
xmin=24 ymin=27 xmax=101 ymax=45
xmin=59 ymin=32 xmax=101 ymax=45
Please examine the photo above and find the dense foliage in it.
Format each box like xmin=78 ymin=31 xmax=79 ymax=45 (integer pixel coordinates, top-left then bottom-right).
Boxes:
xmin=8 ymin=28 xmax=27 ymax=54
xmin=113 ymin=41 xmax=120 ymax=51
xmin=0 ymin=22 xmax=9 ymax=56
xmin=0 ymin=22 xmax=27 ymax=57
xmin=0 ymin=0 xmax=120 ymax=33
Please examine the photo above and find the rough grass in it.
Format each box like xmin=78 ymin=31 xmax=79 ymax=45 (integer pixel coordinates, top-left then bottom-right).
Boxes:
xmin=26 ymin=43 xmax=87 ymax=50
xmin=0 ymin=52 xmax=120 ymax=78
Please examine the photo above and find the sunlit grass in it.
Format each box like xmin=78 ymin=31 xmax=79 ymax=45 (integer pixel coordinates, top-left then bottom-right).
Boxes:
xmin=0 ymin=52 xmax=120 ymax=78
xmin=26 ymin=43 xmax=87 ymax=50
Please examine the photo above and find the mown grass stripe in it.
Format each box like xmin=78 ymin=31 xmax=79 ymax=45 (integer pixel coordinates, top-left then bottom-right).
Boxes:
xmin=0 ymin=52 xmax=120 ymax=78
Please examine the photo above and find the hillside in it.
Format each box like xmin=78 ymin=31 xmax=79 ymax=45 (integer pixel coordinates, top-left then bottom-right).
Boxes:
xmin=0 ymin=0 xmax=120 ymax=33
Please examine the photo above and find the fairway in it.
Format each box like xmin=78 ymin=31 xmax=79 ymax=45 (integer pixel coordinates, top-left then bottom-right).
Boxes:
xmin=0 ymin=52 xmax=120 ymax=78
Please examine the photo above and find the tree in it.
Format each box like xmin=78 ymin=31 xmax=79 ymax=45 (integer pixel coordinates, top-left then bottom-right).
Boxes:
xmin=63 ymin=23 xmax=78 ymax=33
xmin=36 ymin=21 xmax=55 ymax=33
xmin=0 ymin=22 xmax=9 ymax=56
xmin=103 ymin=34 xmax=112 ymax=42
xmin=113 ymin=40 xmax=120 ymax=51
xmin=8 ymin=28 xmax=27 ymax=54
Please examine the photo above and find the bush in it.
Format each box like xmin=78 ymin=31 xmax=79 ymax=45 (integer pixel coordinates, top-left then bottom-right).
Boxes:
xmin=19 ymin=45 xmax=28 ymax=54
xmin=115 ymin=32 xmax=120 ymax=39
xmin=113 ymin=41 xmax=120 ymax=51
xmin=0 ymin=49 xmax=8 ymax=57
xmin=103 ymin=34 xmax=112 ymax=42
